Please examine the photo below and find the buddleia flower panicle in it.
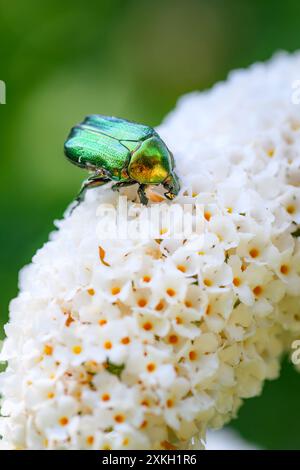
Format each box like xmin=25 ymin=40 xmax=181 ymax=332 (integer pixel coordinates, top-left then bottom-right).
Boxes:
xmin=1 ymin=52 xmax=300 ymax=450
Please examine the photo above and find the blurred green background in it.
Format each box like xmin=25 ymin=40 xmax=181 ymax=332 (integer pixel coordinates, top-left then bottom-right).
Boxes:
xmin=1 ymin=0 xmax=300 ymax=449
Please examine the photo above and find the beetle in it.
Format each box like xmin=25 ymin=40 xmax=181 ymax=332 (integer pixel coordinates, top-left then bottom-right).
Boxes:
xmin=64 ymin=115 xmax=180 ymax=206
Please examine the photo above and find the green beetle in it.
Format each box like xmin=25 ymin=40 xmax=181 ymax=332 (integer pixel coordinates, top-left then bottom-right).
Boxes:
xmin=64 ymin=115 xmax=180 ymax=206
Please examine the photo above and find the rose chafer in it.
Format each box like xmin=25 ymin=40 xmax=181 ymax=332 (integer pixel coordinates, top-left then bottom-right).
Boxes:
xmin=64 ymin=115 xmax=180 ymax=206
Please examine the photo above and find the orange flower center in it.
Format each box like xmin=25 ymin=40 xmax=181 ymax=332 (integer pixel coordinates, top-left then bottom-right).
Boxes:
xmin=147 ymin=362 xmax=156 ymax=372
xmin=138 ymin=298 xmax=148 ymax=307
xmin=189 ymin=350 xmax=197 ymax=361
xmin=111 ymin=286 xmax=121 ymax=295
xmin=121 ymin=337 xmax=130 ymax=345
xmin=233 ymin=277 xmax=241 ymax=287
xmin=59 ymin=416 xmax=69 ymax=426
xmin=169 ymin=334 xmax=178 ymax=344
xmin=86 ymin=436 xmax=94 ymax=445
xmin=253 ymin=285 xmax=263 ymax=296
xmin=44 ymin=345 xmax=53 ymax=356
xmin=143 ymin=322 xmax=153 ymax=331
xmin=166 ymin=288 xmax=176 ymax=297
xmin=155 ymin=301 xmax=164 ymax=311
xmin=72 ymin=345 xmax=82 ymax=355
xmin=102 ymin=393 xmax=110 ymax=402
xmin=286 ymin=205 xmax=295 ymax=214
xmin=177 ymin=265 xmax=186 ymax=273
xmin=280 ymin=264 xmax=289 ymax=275
xmin=249 ymin=248 xmax=259 ymax=258
xmin=114 ymin=414 xmax=125 ymax=423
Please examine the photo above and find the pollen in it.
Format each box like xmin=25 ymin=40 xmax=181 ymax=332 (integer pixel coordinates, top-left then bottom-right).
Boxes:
xmin=177 ymin=265 xmax=187 ymax=273
xmin=143 ymin=275 xmax=151 ymax=283
xmin=280 ymin=264 xmax=290 ymax=275
xmin=101 ymin=393 xmax=110 ymax=402
xmin=104 ymin=341 xmax=112 ymax=350
xmin=47 ymin=392 xmax=55 ymax=399
xmin=233 ymin=277 xmax=241 ymax=287
xmin=114 ymin=414 xmax=125 ymax=423
xmin=111 ymin=286 xmax=121 ymax=296
xmin=59 ymin=416 xmax=69 ymax=426
xmin=160 ymin=228 xmax=168 ymax=235
xmin=87 ymin=288 xmax=95 ymax=296
xmin=249 ymin=248 xmax=259 ymax=258
xmin=122 ymin=438 xmax=129 ymax=446
xmin=253 ymin=285 xmax=263 ymax=296
xmin=121 ymin=336 xmax=130 ymax=345
xmin=98 ymin=319 xmax=107 ymax=326
xmin=204 ymin=278 xmax=212 ymax=287
xmin=184 ymin=300 xmax=193 ymax=308
xmin=166 ymin=288 xmax=176 ymax=297
xmin=138 ymin=298 xmax=148 ymax=307
xmin=166 ymin=399 xmax=174 ymax=408
xmin=176 ymin=316 xmax=183 ymax=324
xmin=143 ymin=322 xmax=153 ymax=331
xmin=72 ymin=345 xmax=82 ymax=355
xmin=147 ymin=362 xmax=156 ymax=372
xmin=140 ymin=420 xmax=148 ymax=428
xmin=227 ymin=207 xmax=233 ymax=213
xmin=267 ymin=148 xmax=275 ymax=157
xmin=44 ymin=344 xmax=53 ymax=356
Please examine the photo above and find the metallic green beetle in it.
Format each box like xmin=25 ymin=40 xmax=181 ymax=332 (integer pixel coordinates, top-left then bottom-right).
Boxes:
xmin=64 ymin=115 xmax=180 ymax=206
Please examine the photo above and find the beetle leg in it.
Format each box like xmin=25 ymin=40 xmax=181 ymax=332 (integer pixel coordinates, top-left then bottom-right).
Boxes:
xmin=137 ymin=184 xmax=148 ymax=205
xmin=111 ymin=181 xmax=135 ymax=192
xmin=163 ymin=172 xmax=180 ymax=200
xmin=70 ymin=175 xmax=110 ymax=213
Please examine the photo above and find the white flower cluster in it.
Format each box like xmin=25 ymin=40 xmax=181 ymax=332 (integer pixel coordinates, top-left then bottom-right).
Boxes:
xmin=1 ymin=52 xmax=300 ymax=450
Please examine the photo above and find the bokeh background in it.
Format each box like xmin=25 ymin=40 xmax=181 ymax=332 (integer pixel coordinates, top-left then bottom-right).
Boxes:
xmin=1 ymin=0 xmax=300 ymax=449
